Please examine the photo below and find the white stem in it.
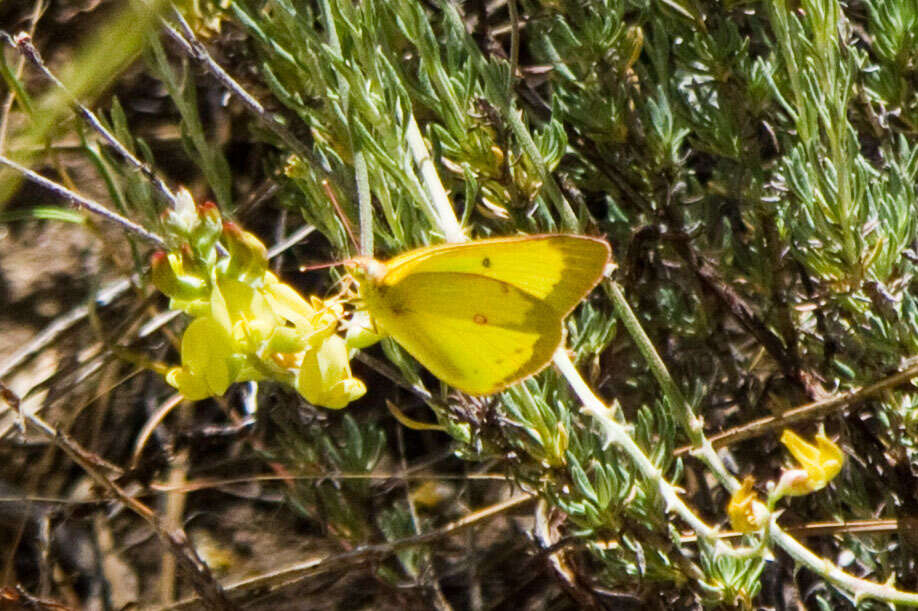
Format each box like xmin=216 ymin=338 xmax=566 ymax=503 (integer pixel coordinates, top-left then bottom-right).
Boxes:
xmin=553 ymin=351 xmax=731 ymax=553
xmin=405 ymin=115 xmax=465 ymax=243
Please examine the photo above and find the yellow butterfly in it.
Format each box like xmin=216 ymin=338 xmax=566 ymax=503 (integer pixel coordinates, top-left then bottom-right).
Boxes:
xmin=349 ymin=234 xmax=611 ymax=395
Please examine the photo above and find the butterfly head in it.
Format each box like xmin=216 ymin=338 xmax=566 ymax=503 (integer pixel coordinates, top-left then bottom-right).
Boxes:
xmin=347 ymin=256 xmax=388 ymax=286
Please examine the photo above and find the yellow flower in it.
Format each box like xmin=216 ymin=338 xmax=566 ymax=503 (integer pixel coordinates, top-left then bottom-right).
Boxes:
xmin=166 ymin=316 xmax=240 ymax=400
xmin=726 ymin=476 xmax=768 ymax=533
xmin=220 ymin=221 xmax=268 ymax=282
xmin=777 ymin=428 xmax=844 ymax=497
xmin=151 ymin=250 xmax=208 ymax=302
xmin=210 ymin=278 xmax=279 ymax=352
xmin=262 ymin=276 xmax=340 ymax=341
xmin=154 ymin=204 xmax=366 ymax=409
xmin=296 ymin=334 xmax=366 ymax=409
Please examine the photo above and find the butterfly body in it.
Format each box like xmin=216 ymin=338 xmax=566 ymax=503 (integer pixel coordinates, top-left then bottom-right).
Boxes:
xmin=351 ymin=235 xmax=610 ymax=395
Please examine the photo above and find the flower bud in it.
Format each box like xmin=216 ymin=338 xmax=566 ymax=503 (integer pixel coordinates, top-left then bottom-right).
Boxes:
xmin=220 ymin=222 xmax=268 ymax=282
xmin=151 ymin=250 xmax=208 ymax=300
xmin=296 ymin=334 xmax=366 ymax=409
xmin=161 ymin=187 xmax=199 ymax=238
xmin=191 ymin=201 xmax=223 ymax=260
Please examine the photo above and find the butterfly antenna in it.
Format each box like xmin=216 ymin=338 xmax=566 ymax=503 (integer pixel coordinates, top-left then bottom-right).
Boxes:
xmin=299 ymin=254 xmax=361 ymax=306
xmin=322 ymin=179 xmax=361 ymax=253
xmin=298 ymin=260 xmax=341 ymax=273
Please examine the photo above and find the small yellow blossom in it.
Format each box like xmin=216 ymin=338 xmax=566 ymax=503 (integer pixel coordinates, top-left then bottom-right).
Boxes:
xmin=777 ymin=428 xmax=844 ymax=497
xmin=221 ymin=221 xmax=269 ymax=282
xmin=166 ymin=316 xmax=240 ymax=400
xmin=726 ymin=476 xmax=768 ymax=533
xmin=151 ymin=250 xmax=208 ymax=302
xmin=296 ymin=334 xmax=366 ymax=409
xmin=210 ymin=279 xmax=279 ymax=352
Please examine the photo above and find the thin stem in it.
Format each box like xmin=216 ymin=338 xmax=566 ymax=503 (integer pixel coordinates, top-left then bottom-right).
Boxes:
xmin=440 ymin=1 xmax=579 ymax=231
xmin=0 ymin=1 xmax=45 ymax=153
xmin=768 ymin=518 xmax=918 ymax=606
xmin=553 ymin=351 xmax=730 ymax=548
xmin=266 ymin=224 xmax=315 ymax=258
xmin=603 ymin=281 xmax=918 ymax=602
xmin=320 ymin=0 xmax=373 ymax=256
xmin=507 ymin=0 xmax=520 ymax=94
xmin=354 ymin=151 xmax=372 ymax=255
xmin=605 ymin=281 xmax=738 ymax=488
xmin=164 ymin=10 xmax=322 ymax=172
xmin=556 ymin=298 xmax=918 ymax=604
xmin=0 ymin=153 xmax=167 ymax=247
xmin=11 ymin=32 xmax=178 ymax=208
xmin=405 ymin=114 xmax=465 ymax=243
xmin=678 ymin=359 xmax=918 ymax=454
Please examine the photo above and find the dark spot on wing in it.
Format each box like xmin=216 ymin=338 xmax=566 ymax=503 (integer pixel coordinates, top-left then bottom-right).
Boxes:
xmin=473 ymin=313 xmax=487 ymax=325
xmin=500 ymin=284 xmax=509 ymax=293
xmin=481 ymin=257 xmax=491 ymax=268
xmin=390 ymin=296 xmax=409 ymax=316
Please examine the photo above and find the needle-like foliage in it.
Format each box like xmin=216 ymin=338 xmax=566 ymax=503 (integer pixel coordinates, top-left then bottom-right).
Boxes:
xmin=3 ymin=0 xmax=918 ymax=608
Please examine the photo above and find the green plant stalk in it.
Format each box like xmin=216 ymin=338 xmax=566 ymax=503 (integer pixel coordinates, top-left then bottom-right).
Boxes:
xmin=768 ymin=0 xmax=859 ymax=269
xmin=552 ymin=351 xmax=731 ymax=552
xmin=605 ymin=281 xmax=737 ymax=489
xmin=146 ymin=36 xmax=232 ymax=210
xmin=768 ymin=518 xmax=918 ymax=606
xmin=769 ymin=0 xmax=811 ymax=142
xmin=320 ymin=0 xmax=373 ymax=256
xmin=498 ymin=94 xmax=579 ymax=230
xmin=355 ymin=152 xmax=373 ymax=255
xmin=438 ymin=1 xmax=579 ymax=232
xmin=604 ymin=280 xmax=918 ymax=604
xmin=812 ymin=1 xmax=858 ymax=272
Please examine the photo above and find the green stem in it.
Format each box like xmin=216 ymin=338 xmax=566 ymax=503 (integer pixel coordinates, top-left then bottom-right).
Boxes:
xmin=605 ymin=282 xmax=918 ymax=604
xmin=553 ymin=351 xmax=731 ymax=551
xmin=606 ymin=282 xmax=738 ymax=487
xmin=439 ymin=1 xmax=579 ymax=231
xmin=321 ymin=0 xmax=373 ymax=255
xmin=768 ymin=518 xmax=918 ymax=606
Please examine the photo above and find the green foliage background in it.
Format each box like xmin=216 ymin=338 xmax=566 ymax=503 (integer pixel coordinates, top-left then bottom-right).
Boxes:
xmin=2 ymin=0 xmax=918 ymax=608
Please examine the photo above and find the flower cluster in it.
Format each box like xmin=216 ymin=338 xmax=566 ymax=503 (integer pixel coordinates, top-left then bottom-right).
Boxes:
xmin=151 ymin=189 xmax=366 ymax=409
xmin=726 ymin=427 xmax=844 ymax=534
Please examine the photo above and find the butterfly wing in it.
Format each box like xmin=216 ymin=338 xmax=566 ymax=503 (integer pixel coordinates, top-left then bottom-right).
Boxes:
xmin=379 ymin=235 xmax=610 ymax=314
xmin=364 ymin=271 xmax=563 ymax=395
